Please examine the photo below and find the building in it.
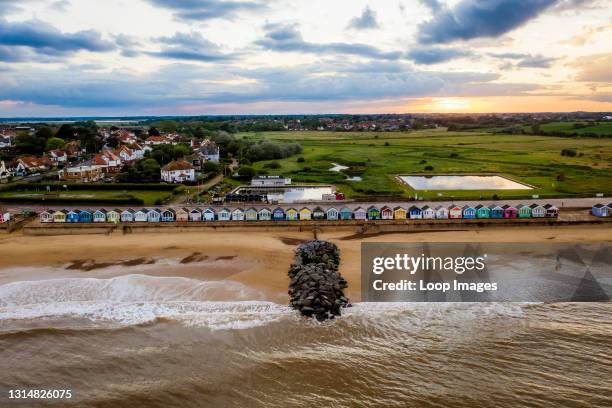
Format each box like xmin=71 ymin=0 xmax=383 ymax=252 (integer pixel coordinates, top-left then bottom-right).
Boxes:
xmin=340 ymin=207 xmax=353 ymax=220
xmin=354 ymin=207 xmax=367 ymax=220
xmin=394 ymin=207 xmax=407 ymax=219
xmin=381 ymin=206 xmax=393 ymax=220
xmin=448 ymin=206 xmax=463 ymax=219
xmin=245 ymin=207 xmax=259 ymax=221
xmin=189 ymin=208 xmax=202 ymax=222
xmin=591 ymin=204 xmax=608 ymax=217
xmin=203 ymin=208 xmax=216 ymax=221
xmin=161 ymin=160 xmax=195 ymax=183
xmin=502 ymin=205 xmax=518 ymax=218
xmin=530 ymin=204 xmax=546 ymax=218
xmin=489 ymin=205 xmax=504 ymax=219
xmin=272 ymin=207 xmax=285 ymax=220
xmin=422 ymin=205 xmax=435 ymax=219
xmin=59 ymin=163 xmax=104 ymax=182
xmin=544 ymin=204 xmax=559 ymax=218
xmin=48 ymin=150 xmax=67 ymax=165
xmin=476 ymin=205 xmax=490 ymax=218
xmin=312 ymin=207 xmax=325 ymax=220
xmin=145 ymin=136 xmax=172 ymax=145
xmin=258 ymin=208 xmax=272 ymax=221
xmin=462 ymin=206 xmax=476 ymax=219
xmin=435 ymin=206 xmax=448 ymax=219
xmin=517 ymin=204 xmax=532 ymax=218
xmin=409 ymin=206 xmax=423 ymax=219
xmin=299 ymin=207 xmax=312 ymax=220
xmin=286 ymin=208 xmax=299 ymax=221
xmin=326 ymin=207 xmax=339 ymax=220
xmin=15 ymin=156 xmax=50 ymax=174
xmin=250 ymin=175 xmax=291 ymax=187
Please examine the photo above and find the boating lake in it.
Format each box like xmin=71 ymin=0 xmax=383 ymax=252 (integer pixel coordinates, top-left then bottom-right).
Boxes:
xmin=399 ymin=175 xmax=533 ymax=190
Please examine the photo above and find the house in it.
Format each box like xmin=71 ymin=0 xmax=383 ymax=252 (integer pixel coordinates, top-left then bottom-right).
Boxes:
xmin=381 ymin=206 xmax=394 ymax=220
xmin=529 ymin=204 xmax=546 ymax=218
xmin=245 ymin=207 xmax=259 ymax=221
xmin=121 ymin=209 xmax=135 ymax=222
xmin=16 ymin=156 xmax=50 ymax=174
xmin=462 ymin=206 xmax=476 ymax=219
xmin=203 ymin=208 xmax=216 ymax=221
xmin=286 ymin=208 xmax=299 ymax=221
xmin=0 ymin=135 xmax=12 ymax=148
xmin=326 ymin=207 xmax=339 ymax=220
xmin=48 ymin=150 xmax=67 ymax=164
xmin=592 ymin=204 xmax=608 ymax=217
xmin=299 ymin=207 xmax=312 ymax=220
xmin=93 ymin=151 xmax=122 ymax=173
xmin=517 ymin=204 xmax=532 ymax=218
xmin=367 ymin=206 xmax=381 ymax=220
xmin=272 ymin=207 xmax=285 ymax=220
xmin=435 ymin=206 xmax=448 ymax=219
xmin=134 ymin=209 xmax=149 ymax=222
xmin=544 ymin=204 xmax=559 ymax=218
xmin=409 ymin=206 xmax=423 ymax=219
xmin=53 ymin=210 xmax=67 ymax=223
xmin=250 ymin=175 xmax=292 ymax=187
xmin=194 ymin=139 xmax=220 ymax=163
xmin=448 ymin=206 xmax=463 ymax=219
xmin=106 ymin=209 xmax=121 ymax=223
xmin=189 ymin=208 xmax=202 ymax=222
xmin=147 ymin=209 xmax=161 ymax=222
xmin=114 ymin=145 xmax=137 ymax=163
xmin=59 ymin=162 xmax=104 ymax=182
xmin=79 ymin=210 xmax=93 ymax=223
xmin=394 ymin=207 xmax=407 ymax=219
xmin=340 ymin=207 xmax=353 ymax=220
xmin=502 ymin=205 xmax=518 ymax=219
xmin=312 ymin=207 xmax=325 ymax=220
xmin=231 ymin=208 xmax=245 ymax=221
xmin=217 ymin=208 xmax=231 ymax=221
xmin=161 ymin=209 xmax=176 ymax=222
xmin=93 ymin=209 xmax=107 ymax=223
xmin=39 ymin=210 xmax=53 ymax=223
xmin=354 ymin=207 xmax=367 ymax=220
xmin=475 ymin=205 xmax=490 ymax=218
xmin=145 ymin=135 xmax=172 ymax=145
xmin=422 ymin=205 xmax=435 ymax=219
xmin=258 ymin=208 xmax=272 ymax=221
xmin=66 ymin=210 xmax=80 ymax=223
xmin=161 ymin=160 xmax=195 ymax=183
xmin=489 ymin=205 xmax=504 ymax=219
xmin=0 ymin=161 xmax=11 ymax=180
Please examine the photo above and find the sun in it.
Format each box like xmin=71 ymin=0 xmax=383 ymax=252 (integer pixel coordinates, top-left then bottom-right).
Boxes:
xmin=431 ymin=98 xmax=472 ymax=111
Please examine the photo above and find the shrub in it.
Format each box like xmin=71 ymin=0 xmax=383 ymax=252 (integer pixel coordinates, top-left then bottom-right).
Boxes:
xmin=297 ymin=157 xmax=305 ymax=163
xmin=450 ymin=152 xmax=459 ymax=158
xmin=561 ymin=148 xmax=577 ymax=157
xmin=264 ymin=161 xmax=282 ymax=169
xmin=419 ymin=159 xmax=427 ymax=164
xmin=424 ymin=165 xmax=434 ymax=171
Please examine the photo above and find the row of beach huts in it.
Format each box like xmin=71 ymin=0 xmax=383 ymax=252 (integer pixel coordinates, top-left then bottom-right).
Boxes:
xmin=37 ymin=203 xmax=564 ymax=223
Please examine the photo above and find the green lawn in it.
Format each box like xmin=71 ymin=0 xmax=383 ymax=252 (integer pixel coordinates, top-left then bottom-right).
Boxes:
xmin=238 ymin=129 xmax=612 ymax=200
xmin=0 ymin=188 xmax=173 ymax=205
xmin=523 ymin=121 xmax=612 ymax=136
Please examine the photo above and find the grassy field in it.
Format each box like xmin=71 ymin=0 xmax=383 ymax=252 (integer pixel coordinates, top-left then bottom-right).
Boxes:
xmin=0 ymin=188 xmax=174 ymax=205
xmin=523 ymin=121 xmax=612 ymax=136
xmin=238 ymin=129 xmax=612 ymax=200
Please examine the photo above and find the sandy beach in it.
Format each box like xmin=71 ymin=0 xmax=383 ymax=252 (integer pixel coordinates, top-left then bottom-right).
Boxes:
xmin=1 ymin=225 xmax=610 ymax=302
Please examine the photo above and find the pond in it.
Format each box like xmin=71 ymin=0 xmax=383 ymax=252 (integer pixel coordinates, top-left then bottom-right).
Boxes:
xmin=234 ymin=186 xmax=334 ymax=203
xmin=399 ymin=175 xmax=532 ymax=190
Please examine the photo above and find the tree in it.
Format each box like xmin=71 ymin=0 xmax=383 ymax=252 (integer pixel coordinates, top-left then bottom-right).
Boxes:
xmin=14 ymin=132 xmax=46 ymax=155
xmin=56 ymin=124 xmax=76 ymax=140
xmin=117 ymin=159 xmax=161 ymax=182
xmin=45 ymin=137 xmax=65 ymax=151
xmin=36 ymin=127 xmax=54 ymax=140
xmin=237 ymin=165 xmax=256 ymax=179
xmin=202 ymin=161 xmax=221 ymax=173
xmin=149 ymin=127 xmax=160 ymax=136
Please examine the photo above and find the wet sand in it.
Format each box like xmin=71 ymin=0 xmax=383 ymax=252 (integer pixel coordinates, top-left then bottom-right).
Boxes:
xmin=0 ymin=225 xmax=610 ymax=302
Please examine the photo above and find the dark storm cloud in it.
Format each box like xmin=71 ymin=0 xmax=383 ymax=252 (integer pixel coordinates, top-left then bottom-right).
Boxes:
xmin=144 ymin=0 xmax=265 ymax=21
xmin=417 ymin=0 xmax=556 ymax=44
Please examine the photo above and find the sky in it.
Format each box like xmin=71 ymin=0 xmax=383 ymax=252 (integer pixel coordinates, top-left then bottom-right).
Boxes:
xmin=0 ymin=0 xmax=611 ymax=116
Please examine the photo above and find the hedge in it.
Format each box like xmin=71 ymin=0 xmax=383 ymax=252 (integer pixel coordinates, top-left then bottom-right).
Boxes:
xmin=0 ymin=196 xmax=145 ymax=205
xmin=6 ymin=182 xmax=178 ymax=192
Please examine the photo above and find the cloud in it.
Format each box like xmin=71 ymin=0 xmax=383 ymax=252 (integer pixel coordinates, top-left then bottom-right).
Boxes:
xmin=50 ymin=0 xmax=71 ymax=11
xmin=571 ymin=53 xmax=612 ymax=83
xmin=417 ymin=0 xmax=556 ymax=44
xmin=347 ymin=6 xmax=379 ymax=30
xmin=489 ymin=52 xmax=557 ymax=69
xmin=256 ymin=23 xmax=403 ymax=60
xmin=560 ymin=24 xmax=612 ymax=46
xmin=406 ymin=46 xmax=472 ymax=64
xmin=148 ymin=31 xmax=231 ymax=61
xmin=0 ymin=18 xmax=115 ymax=61
xmin=419 ymin=0 xmax=443 ymax=13
xmin=144 ymin=0 xmax=265 ymax=21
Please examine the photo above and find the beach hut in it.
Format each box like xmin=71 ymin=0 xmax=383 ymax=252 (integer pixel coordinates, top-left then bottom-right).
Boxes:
xmin=218 ymin=208 xmax=231 ymax=221
xmin=39 ymin=210 xmax=53 ymax=223
xmin=312 ymin=207 xmax=326 ymax=220
xmin=448 ymin=206 xmax=463 ymax=219
xmin=326 ymin=207 xmax=339 ymax=220
xmin=488 ymin=205 xmax=504 ymax=219
xmin=93 ymin=209 xmax=107 ymax=223
xmin=462 ymin=205 xmax=476 ymax=219
xmin=544 ymin=204 xmax=559 ymax=218
xmin=435 ymin=206 xmax=448 ymax=219
xmin=121 ymin=209 xmax=135 ymax=222
xmin=340 ymin=207 xmax=353 ymax=220
xmin=66 ymin=210 xmax=80 ymax=223
xmin=147 ymin=209 xmax=161 ymax=222
xmin=393 ymin=207 xmax=407 ymax=220
xmin=367 ymin=206 xmax=381 ymax=220
xmin=106 ymin=209 xmax=121 ymax=223
xmin=354 ymin=207 xmax=367 ymax=220
xmin=203 ymin=208 xmax=216 ymax=221
xmin=161 ymin=208 xmax=176 ymax=222
xmin=409 ymin=206 xmax=423 ymax=219
xmin=529 ymin=204 xmax=545 ymax=218
xmin=381 ymin=206 xmax=394 ymax=220
xmin=245 ymin=207 xmax=259 ymax=221
xmin=502 ymin=205 xmax=518 ymax=219
xmin=189 ymin=208 xmax=202 ymax=222
xmin=0 ymin=212 xmax=9 ymax=223
xmin=258 ymin=207 xmax=272 ymax=221
xmin=231 ymin=208 xmax=245 ymax=221
xmin=272 ymin=207 xmax=285 ymax=220
xmin=421 ymin=205 xmax=435 ymax=219
xmin=286 ymin=208 xmax=299 ymax=221
xmin=475 ymin=205 xmax=490 ymax=219
xmin=517 ymin=204 xmax=532 ymax=218
xmin=53 ymin=210 xmax=67 ymax=223
xmin=134 ymin=209 xmax=148 ymax=222
xmin=176 ymin=208 xmax=189 ymax=222
xmin=591 ymin=204 xmax=608 ymax=217
xmin=299 ymin=207 xmax=312 ymax=220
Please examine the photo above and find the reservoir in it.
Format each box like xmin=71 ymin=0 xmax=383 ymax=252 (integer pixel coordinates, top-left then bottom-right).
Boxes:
xmin=399 ymin=175 xmax=533 ymax=190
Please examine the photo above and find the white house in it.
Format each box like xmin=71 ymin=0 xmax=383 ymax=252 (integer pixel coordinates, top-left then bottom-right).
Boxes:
xmin=250 ymin=175 xmax=291 ymax=187
xmin=161 ymin=160 xmax=195 ymax=183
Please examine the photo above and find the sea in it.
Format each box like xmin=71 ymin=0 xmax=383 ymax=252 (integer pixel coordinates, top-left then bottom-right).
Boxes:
xmin=1 ymin=273 xmax=610 ymax=407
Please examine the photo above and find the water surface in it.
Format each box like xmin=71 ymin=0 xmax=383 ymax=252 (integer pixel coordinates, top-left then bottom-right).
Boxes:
xmin=400 ymin=175 xmax=532 ymax=190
